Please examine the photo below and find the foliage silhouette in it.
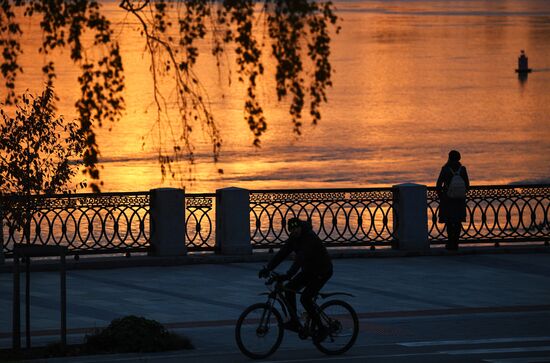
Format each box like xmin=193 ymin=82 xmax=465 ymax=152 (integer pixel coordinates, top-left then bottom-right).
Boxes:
xmin=0 ymin=87 xmax=85 ymax=195
xmin=0 ymin=86 xmax=85 ymax=242
xmin=84 ymin=315 xmax=193 ymax=353
xmin=0 ymin=0 xmax=340 ymax=190
xmin=0 ymin=315 xmax=193 ymax=360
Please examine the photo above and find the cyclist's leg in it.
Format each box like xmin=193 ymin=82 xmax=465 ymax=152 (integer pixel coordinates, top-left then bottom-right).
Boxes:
xmin=300 ymin=271 xmax=332 ymax=329
xmin=285 ymin=272 xmax=307 ymax=322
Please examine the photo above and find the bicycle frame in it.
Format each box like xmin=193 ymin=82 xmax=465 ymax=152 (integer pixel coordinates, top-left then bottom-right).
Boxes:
xmin=259 ymin=281 xmax=295 ymax=322
xmin=259 ymin=273 xmax=356 ymax=333
xmin=235 ymin=271 xmax=359 ymax=359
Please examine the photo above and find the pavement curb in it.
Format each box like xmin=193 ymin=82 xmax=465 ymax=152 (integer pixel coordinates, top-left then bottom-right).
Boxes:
xmin=0 ymin=245 xmax=548 ymax=273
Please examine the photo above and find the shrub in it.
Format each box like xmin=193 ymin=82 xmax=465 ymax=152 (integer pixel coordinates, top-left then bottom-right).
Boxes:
xmin=84 ymin=315 xmax=193 ymax=353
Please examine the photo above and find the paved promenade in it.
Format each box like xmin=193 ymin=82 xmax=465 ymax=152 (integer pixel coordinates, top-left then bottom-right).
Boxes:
xmin=1 ymin=249 xmax=550 ymax=362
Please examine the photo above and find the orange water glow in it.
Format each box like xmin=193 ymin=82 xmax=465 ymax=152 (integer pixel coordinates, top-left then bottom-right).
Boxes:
xmin=1 ymin=1 xmax=549 ymax=193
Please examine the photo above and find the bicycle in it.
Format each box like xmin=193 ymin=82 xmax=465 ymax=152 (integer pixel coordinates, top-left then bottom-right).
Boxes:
xmin=235 ymin=271 xmax=359 ymax=359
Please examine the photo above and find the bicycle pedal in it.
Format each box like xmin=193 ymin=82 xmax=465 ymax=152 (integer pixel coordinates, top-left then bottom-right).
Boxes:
xmin=298 ymin=329 xmax=309 ymax=340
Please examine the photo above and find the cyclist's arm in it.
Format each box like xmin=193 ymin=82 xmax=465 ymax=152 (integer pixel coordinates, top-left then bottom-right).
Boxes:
xmin=266 ymin=239 xmax=293 ymax=271
xmin=286 ymin=260 xmax=300 ymax=278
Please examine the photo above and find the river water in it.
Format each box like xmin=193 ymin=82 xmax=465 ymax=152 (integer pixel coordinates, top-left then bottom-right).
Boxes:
xmin=3 ymin=0 xmax=550 ymax=193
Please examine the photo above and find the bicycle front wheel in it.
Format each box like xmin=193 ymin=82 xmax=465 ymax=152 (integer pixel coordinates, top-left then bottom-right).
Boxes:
xmin=314 ymin=299 xmax=359 ymax=355
xmin=235 ymin=303 xmax=284 ymax=359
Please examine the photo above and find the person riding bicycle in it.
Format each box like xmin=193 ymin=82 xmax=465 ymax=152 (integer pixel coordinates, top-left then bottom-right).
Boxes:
xmin=259 ymin=217 xmax=333 ymax=341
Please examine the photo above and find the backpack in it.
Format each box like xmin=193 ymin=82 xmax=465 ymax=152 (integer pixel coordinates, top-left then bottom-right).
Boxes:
xmin=446 ymin=166 xmax=466 ymax=199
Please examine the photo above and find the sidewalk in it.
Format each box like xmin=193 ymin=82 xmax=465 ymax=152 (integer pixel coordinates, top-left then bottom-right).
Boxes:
xmin=1 ymin=249 xmax=550 ymax=358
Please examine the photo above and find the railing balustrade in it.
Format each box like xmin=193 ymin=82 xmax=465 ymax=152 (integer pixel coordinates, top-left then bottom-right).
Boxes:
xmin=1 ymin=192 xmax=150 ymax=255
xmin=1 ymin=184 xmax=548 ymax=258
xmin=249 ymin=188 xmax=396 ymax=249
xmin=428 ymin=185 xmax=550 ymax=244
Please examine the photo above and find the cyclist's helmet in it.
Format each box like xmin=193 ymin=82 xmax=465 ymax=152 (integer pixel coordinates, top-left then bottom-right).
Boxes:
xmin=287 ymin=217 xmax=301 ymax=230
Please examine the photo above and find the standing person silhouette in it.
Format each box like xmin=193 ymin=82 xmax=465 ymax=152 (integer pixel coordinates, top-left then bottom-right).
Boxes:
xmin=436 ymin=150 xmax=470 ymax=250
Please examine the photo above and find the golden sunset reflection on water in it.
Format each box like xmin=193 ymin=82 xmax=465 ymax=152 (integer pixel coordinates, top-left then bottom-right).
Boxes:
xmin=2 ymin=1 xmax=549 ymax=193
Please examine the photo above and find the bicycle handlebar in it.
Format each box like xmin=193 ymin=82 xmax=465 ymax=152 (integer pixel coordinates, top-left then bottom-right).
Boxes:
xmin=264 ymin=271 xmax=287 ymax=286
xmin=262 ymin=271 xmax=355 ymax=301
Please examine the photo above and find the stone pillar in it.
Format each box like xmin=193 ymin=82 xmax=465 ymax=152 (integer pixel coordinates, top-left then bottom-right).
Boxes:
xmin=0 ymin=208 xmax=4 ymax=265
xmin=149 ymin=188 xmax=187 ymax=256
xmin=216 ymin=187 xmax=252 ymax=255
xmin=392 ymin=183 xmax=429 ymax=251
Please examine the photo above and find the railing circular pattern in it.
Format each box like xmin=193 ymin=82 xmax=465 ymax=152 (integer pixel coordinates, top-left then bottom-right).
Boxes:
xmin=250 ymin=189 xmax=396 ymax=249
xmin=428 ymin=185 xmax=550 ymax=243
xmin=185 ymin=194 xmax=215 ymax=251
xmin=3 ymin=185 xmax=547 ymax=255
xmin=1 ymin=192 xmax=150 ymax=254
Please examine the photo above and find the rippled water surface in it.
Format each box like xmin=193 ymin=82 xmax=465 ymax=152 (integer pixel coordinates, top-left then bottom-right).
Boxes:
xmin=4 ymin=0 xmax=550 ymax=192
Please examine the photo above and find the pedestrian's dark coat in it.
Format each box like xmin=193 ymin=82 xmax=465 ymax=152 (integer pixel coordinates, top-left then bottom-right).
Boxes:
xmin=436 ymin=161 xmax=470 ymax=223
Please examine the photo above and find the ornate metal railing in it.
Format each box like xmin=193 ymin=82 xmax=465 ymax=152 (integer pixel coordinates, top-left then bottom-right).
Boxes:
xmin=2 ymin=185 xmax=546 ymax=257
xmin=185 ymin=193 xmax=216 ymax=251
xmin=428 ymin=185 xmax=550 ymax=244
xmin=249 ymin=188 xmax=396 ymax=249
xmin=1 ymin=192 xmax=151 ymax=255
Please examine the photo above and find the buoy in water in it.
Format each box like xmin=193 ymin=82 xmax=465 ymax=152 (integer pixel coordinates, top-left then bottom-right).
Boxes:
xmin=515 ymin=50 xmax=532 ymax=73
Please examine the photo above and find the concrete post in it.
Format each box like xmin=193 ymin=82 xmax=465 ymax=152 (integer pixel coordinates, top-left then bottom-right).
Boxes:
xmin=392 ymin=183 xmax=429 ymax=251
xmin=0 ymin=208 xmax=4 ymax=265
xmin=216 ymin=187 xmax=252 ymax=255
xmin=149 ymin=188 xmax=187 ymax=256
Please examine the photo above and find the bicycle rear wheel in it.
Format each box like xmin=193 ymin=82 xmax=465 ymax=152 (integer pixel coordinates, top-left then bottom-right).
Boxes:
xmin=235 ymin=303 xmax=284 ymax=359
xmin=313 ymin=299 xmax=359 ymax=355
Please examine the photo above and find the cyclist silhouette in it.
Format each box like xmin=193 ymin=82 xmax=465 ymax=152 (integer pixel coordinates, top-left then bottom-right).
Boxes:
xmin=259 ymin=217 xmax=333 ymax=341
